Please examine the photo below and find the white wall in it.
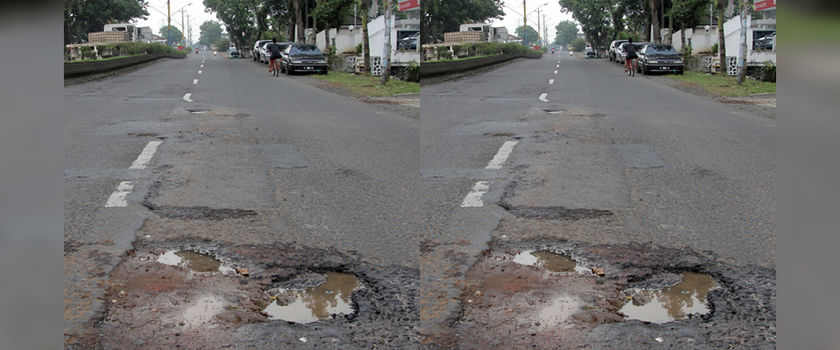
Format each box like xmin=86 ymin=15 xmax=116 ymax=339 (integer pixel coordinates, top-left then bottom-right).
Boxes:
xmin=315 ymin=27 xmax=362 ymax=54
xmin=671 ymin=27 xmax=718 ymax=53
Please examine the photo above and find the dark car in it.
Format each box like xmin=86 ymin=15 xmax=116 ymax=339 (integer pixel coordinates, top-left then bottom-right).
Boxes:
xmin=281 ymin=44 xmax=328 ymax=75
xmin=636 ymin=44 xmax=684 ymax=75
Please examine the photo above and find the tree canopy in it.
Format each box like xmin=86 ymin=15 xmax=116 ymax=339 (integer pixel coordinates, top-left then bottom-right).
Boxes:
xmin=558 ymin=0 xmax=614 ymax=51
xmin=199 ymin=21 xmax=224 ymax=47
xmin=421 ymin=0 xmax=504 ymax=44
xmin=554 ymin=20 xmax=579 ymax=46
xmin=160 ymin=25 xmax=184 ymax=44
xmin=64 ymin=0 xmax=149 ymax=44
xmin=515 ymin=25 xmax=540 ymax=46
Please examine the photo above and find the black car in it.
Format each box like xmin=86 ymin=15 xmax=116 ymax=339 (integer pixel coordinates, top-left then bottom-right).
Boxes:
xmin=281 ymin=44 xmax=328 ymax=75
xmin=636 ymin=44 xmax=684 ymax=75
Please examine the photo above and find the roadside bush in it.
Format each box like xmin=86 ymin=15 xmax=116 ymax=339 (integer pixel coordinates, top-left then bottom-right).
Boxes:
xmin=711 ymin=43 xmax=719 ymax=56
xmin=435 ymin=46 xmax=453 ymax=60
xmin=748 ymin=61 xmax=776 ymax=82
xmin=355 ymin=43 xmax=363 ymax=54
xmin=571 ymin=38 xmax=586 ymax=52
xmin=80 ymin=46 xmax=96 ymax=60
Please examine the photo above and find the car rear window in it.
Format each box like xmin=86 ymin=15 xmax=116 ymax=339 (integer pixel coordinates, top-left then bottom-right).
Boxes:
xmin=646 ymin=45 xmax=678 ymax=54
xmin=290 ymin=45 xmax=322 ymax=54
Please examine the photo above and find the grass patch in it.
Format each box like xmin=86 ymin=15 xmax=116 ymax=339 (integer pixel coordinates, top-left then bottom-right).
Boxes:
xmin=311 ymin=71 xmax=419 ymax=97
xmin=669 ymin=71 xmax=775 ymax=97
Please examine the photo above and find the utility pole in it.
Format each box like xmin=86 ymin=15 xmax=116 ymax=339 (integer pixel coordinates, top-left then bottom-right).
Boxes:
xmin=187 ymin=14 xmax=191 ymax=47
xmin=181 ymin=9 xmax=185 ymax=46
xmin=167 ymin=0 xmax=171 ymax=46
xmin=736 ymin=0 xmax=748 ymax=84
xmin=381 ymin=0 xmax=392 ymax=85
xmin=537 ymin=8 xmax=541 ymax=47
xmin=523 ymin=0 xmax=527 ymax=46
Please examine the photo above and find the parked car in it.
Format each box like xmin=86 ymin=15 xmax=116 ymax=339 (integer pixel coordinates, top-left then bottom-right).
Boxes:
xmin=281 ymin=44 xmax=328 ymax=75
xmin=585 ymin=50 xmax=597 ymax=59
xmin=229 ymin=48 xmax=240 ymax=58
xmin=260 ymin=41 xmax=293 ymax=64
xmin=616 ymin=42 xmax=650 ymax=64
xmin=608 ymin=39 xmax=628 ymax=62
xmin=397 ymin=33 xmax=418 ymax=50
xmin=252 ymin=39 xmax=272 ymax=61
xmin=636 ymin=44 xmax=684 ymax=75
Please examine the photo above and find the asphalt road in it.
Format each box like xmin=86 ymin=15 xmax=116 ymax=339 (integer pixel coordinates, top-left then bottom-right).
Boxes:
xmin=64 ymin=52 xmax=421 ymax=346
xmin=419 ymin=52 xmax=775 ymax=340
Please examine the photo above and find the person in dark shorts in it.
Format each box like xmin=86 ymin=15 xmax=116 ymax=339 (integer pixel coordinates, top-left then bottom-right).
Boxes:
xmin=268 ymin=38 xmax=283 ymax=74
xmin=624 ymin=38 xmax=638 ymax=76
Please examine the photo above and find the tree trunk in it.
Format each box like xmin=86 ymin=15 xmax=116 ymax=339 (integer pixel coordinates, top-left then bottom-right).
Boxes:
xmin=716 ymin=0 xmax=727 ymax=73
xmin=381 ymin=0 xmax=391 ymax=85
xmin=324 ymin=22 xmax=331 ymax=57
xmin=666 ymin=10 xmax=673 ymax=45
xmin=680 ymin=26 xmax=686 ymax=53
xmin=311 ymin=5 xmax=317 ymax=45
xmin=362 ymin=1 xmax=371 ymax=76
xmin=644 ymin=16 xmax=651 ymax=41
xmin=649 ymin=0 xmax=661 ymax=43
xmin=736 ymin=0 xmax=748 ymax=84
xmin=294 ymin=0 xmax=305 ymax=44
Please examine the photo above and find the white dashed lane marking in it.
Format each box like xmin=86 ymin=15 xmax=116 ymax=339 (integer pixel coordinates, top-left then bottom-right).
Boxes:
xmin=105 ymin=181 xmax=135 ymax=207
xmin=554 ymin=70 xmax=558 ymax=74
xmin=549 ymin=79 xmax=554 ymax=84
xmin=198 ymin=70 xmax=202 ymax=74
xmin=539 ymin=93 xmax=549 ymax=103
xmin=485 ymin=140 xmax=519 ymax=169
xmin=183 ymin=93 xmax=193 ymax=102
xmin=461 ymin=181 xmax=490 ymax=208
xmin=193 ymin=79 xmax=198 ymax=85
xmin=129 ymin=140 xmax=163 ymax=169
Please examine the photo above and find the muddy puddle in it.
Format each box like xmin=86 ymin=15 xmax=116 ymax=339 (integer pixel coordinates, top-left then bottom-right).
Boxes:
xmin=512 ymin=250 xmax=588 ymax=274
xmin=263 ymin=272 xmax=362 ymax=324
xmin=156 ymin=250 xmax=235 ymax=273
xmin=620 ymin=272 xmax=717 ymax=323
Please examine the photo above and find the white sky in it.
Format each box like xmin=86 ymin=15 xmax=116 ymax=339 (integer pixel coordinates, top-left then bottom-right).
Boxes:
xmin=132 ymin=0 xmax=221 ymax=43
xmin=489 ymin=1 xmax=577 ymax=43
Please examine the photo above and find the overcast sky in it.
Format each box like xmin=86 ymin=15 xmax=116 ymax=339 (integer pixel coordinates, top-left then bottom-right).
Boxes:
xmin=132 ymin=0 xmax=220 ymax=43
xmin=489 ymin=1 xmax=577 ymax=42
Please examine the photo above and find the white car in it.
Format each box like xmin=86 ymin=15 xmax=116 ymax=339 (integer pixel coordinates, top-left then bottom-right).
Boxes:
xmin=252 ymin=39 xmax=272 ymax=61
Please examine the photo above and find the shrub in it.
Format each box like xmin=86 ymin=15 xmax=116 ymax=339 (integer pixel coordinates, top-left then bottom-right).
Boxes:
xmin=435 ymin=46 xmax=453 ymax=60
xmin=355 ymin=43 xmax=363 ymax=54
xmin=710 ymin=43 xmax=718 ymax=56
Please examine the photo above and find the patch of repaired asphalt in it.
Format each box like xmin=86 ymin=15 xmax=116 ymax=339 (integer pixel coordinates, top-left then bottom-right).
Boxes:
xmin=432 ymin=238 xmax=775 ymax=349
xmin=66 ymin=239 xmax=419 ymax=349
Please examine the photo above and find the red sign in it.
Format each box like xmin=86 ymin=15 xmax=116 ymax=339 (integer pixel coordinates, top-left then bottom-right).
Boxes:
xmin=398 ymin=0 xmax=419 ymax=11
xmin=754 ymin=0 xmax=775 ymax=11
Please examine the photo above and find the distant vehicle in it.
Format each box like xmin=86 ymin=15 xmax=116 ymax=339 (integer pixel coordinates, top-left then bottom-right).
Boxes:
xmin=252 ymin=40 xmax=272 ymax=61
xmin=585 ymin=50 xmax=597 ymax=59
xmin=608 ymin=39 xmax=628 ymax=62
xmin=636 ymin=44 xmax=684 ymax=75
xmin=213 ymin=50 xmax=217 ymax=56
xmin=281 ymin=44 xmax=328 ymax=75
xmin=569 ymin=50 xmax=573 ymax=56
xmin=229 ymin=48 xmax=240 ymax=58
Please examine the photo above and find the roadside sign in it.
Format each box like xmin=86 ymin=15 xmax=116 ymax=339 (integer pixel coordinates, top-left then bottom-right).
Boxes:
xmin=754 ymin=0 xmax=775 ymax=11
xmin=398 ymin=0 xmax=419 ymax=11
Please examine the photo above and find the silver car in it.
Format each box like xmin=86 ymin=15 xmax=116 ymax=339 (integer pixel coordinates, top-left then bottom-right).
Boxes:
xmin=252 ymin=40 xmax=272 ymax=61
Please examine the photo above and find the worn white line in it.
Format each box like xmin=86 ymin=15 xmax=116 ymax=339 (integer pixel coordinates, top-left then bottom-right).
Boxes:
xmin=198 ymin=70 xmax=202 ymax=75
xmin=193 ymin=79 xmax=198 ymax=85
xmin=105 ymin=181 xmax=134 ymax=207
xmin=485 ymin=140 xmax=519 ymax=169
xmin=549 ymin=79 xmax=555 ymax=85
xmin=183 ymin=93 xmax=193 ymax=102
xmin=539 ymin=93 xmax=549 ymax=103
xmin=554 ymin=70 xmax=558 ymax=74
xmin=556 ymin=64 xmax=559 ymax=68
xmin=129 ymin=140 xmax=163 ymax=169
xmin=461 ymin=181 xmax=491 ymax=207
xmin=201 ymin=64 xmax=204 ymax=68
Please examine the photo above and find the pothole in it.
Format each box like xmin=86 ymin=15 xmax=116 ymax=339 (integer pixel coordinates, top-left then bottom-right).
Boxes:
xmin=127 ymin=132 xmax=159 ymax=137
xmin=501 ymin=205 xmax=613 ymax=220
xmin=186 ymin=108 xmax=210 ymax=114
xmin=511 ymin=250 xmax=588 ymax=274
xmin=619 ymin=272 xmax=718 ymax=323
xmin=157 ymin=249 xmax=236 ymax=273
xmin=263 ymin=272 xmax=363 ymax=324
xmin=484 ymin=132 xmax=515 ymax=137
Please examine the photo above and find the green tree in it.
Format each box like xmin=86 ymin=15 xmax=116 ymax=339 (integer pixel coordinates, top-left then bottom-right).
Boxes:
xmin=558 ymin=0 xmax=614 ymax=53
xmin=64 ymin=0 xmax=149 ymax=44
xmin=515 ymin=25 xmax=540 ymax=46
xmin=214 ymin=37 xmax=231 ymax=50
xmin=204 ymin=0 xmax=268 ymax=51
xmin=571 ymin=38 xmax=586 ymax=51
xmin=160 ymin=25 xmax=184 ymax=44
xmin=199 ymin=21 xmax=224 ymax=47
xmin=313 ymin=0 xmax=356 ymax=54
xmin=421 ymin=0 xmax=504 ymax=44
xmin=554 ymin=20 xmax=579 ymax=46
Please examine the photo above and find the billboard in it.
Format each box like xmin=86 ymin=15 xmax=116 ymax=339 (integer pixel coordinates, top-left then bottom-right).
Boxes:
xmin=399 ymin=0 xmax=419 ymax=11
xmin=755 ymin=0 xmax=775 ymax=11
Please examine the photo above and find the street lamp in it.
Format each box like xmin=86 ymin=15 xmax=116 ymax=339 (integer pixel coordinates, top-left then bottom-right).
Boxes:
xmin=509 ymin=2 xmax=547 ymax=46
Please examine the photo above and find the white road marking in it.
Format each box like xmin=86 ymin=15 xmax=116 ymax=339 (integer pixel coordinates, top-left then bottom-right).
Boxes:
xmin=193 ymin=79 xmax=198 ymax=85
xmin=554 ymin=70 xmax=558 ymax=74
xmin=105 ymin=181 xmax=134 ymax=207
xmin=183 ymin=93 xmax=193 ymax=102
xmin=539 ymin=93 xmax=549 ymax=103
xmin=461 ymin=181 xmax=491 ymax=207
xmin=129 ymin=140 xmax=163 ymax=169
xmin=485 ymin=140 xmax=519 ymax=169
xmin=556 ymin=64 xmax=559 ymax=68
xmin=201 ymin=64 xmax=204 ymax=68
xmin=549 ymin=79 xmax=554 ymax=85
xmin=198 ymin=70 xmax=202 ymax=74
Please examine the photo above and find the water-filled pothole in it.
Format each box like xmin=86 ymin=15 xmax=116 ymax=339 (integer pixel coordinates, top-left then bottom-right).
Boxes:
xmin=620 ymin=272 xmax=717 ymax=323
xmin=263 ymin=272 xmax=362 ymax=324
xmin=512 ymin=250 xmax=587 ymax=274
xmin=156 ymin=250 xmax=235 ymax=273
